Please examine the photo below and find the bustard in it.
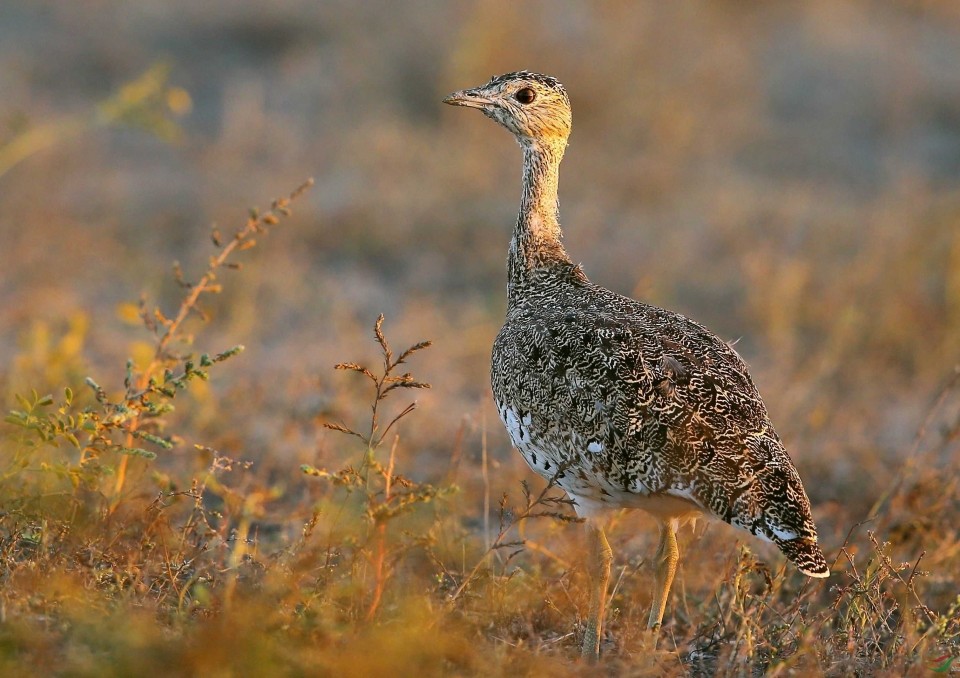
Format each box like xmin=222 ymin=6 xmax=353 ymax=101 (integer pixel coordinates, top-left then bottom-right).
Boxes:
xmin=443 ymin=72 xmax=829 ymax=661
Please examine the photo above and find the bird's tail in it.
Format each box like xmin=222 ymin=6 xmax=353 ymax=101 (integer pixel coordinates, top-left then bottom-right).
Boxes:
xmin=776 ymin=536 xmax=830 ymax=578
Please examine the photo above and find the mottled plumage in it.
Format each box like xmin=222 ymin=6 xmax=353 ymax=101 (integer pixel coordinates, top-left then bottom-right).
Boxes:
xmin=493 ymin=273 xmax=825 ymax=569
xmin=444 ymin=71 xmax=828 ymax=660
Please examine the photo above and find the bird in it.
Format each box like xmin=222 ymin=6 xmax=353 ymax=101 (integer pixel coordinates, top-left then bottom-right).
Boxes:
xmin=443 ymin=71 xmax=829 ymax=662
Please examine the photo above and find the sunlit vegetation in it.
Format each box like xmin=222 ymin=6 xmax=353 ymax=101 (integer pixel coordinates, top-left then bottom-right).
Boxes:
xmin=2 ymin=3 xmax=960 ymax=675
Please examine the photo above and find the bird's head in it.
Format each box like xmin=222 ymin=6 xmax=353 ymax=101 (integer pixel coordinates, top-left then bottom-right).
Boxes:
xmin=443 ymin=71 xmax=571 ymax=144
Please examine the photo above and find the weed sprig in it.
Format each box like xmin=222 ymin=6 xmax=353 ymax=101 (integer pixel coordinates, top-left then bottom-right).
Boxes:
xmin=4 ymin=179 xmax=314 ymax=506
xmin=303 ymin=314 xmax=453 ymax=620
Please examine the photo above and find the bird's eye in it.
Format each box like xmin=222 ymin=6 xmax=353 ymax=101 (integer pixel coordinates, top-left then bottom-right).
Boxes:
xmin=515 ymin=87 xmax=536 ymax=104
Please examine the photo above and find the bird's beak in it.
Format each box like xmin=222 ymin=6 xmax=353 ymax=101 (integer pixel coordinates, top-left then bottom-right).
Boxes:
xmin=443 ymin=88 xmax=494 ymax=110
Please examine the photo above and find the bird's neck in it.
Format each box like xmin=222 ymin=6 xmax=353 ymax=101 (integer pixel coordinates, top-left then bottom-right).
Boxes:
xmin=508 ymin=138 xmax=574 ymax=303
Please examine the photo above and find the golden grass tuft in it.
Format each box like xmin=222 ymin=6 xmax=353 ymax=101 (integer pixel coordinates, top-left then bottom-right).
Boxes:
xmin=1 ymin=174 xmax=959 ymax=674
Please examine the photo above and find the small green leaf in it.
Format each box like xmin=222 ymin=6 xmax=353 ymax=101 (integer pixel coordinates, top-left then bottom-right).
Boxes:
xmin=214 ymin=345 xmax=244 ymax=362
xmin=121 ymin=447 xmax=157 ymax=460
xmin=132 ymin=430 xmax=174 ymax=449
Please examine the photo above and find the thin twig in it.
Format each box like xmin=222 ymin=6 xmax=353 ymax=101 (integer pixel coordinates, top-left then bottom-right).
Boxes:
xmin=111 ymin=179 xmax=314 ymax=501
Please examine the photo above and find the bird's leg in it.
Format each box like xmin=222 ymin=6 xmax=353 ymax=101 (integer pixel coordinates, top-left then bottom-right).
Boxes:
xmin=581 ymin=522 xmax=613 ymax=662
xmin=646 ymin=519 xmax=679 ymax=639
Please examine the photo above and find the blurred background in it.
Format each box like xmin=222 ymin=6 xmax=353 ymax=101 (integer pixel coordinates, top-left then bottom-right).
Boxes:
xmin=1 ymin=0 xmax=959 ymax=544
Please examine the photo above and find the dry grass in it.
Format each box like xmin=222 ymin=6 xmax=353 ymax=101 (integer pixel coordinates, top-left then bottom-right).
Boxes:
xmin=1 ymin=183 xmax=957 ymax=677
xmin=2 ymin=1 xmax=960 ymax=675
